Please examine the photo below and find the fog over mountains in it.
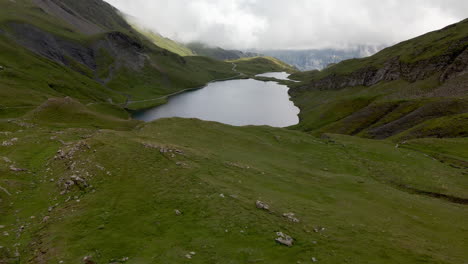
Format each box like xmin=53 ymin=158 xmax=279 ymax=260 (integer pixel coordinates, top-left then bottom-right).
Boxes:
xmin=257 ymin=45 xmax=387 ymax=71
xmin=104 ymin=0 xmax=468 ymax=50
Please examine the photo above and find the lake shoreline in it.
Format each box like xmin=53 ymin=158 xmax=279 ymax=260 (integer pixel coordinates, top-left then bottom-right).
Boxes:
xmin=132 ymin=73 xmax=300 ymax=127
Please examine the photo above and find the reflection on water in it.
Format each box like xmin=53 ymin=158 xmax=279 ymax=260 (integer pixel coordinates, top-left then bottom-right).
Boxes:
xmin=133 ymin=78 xmax=300 ymax=127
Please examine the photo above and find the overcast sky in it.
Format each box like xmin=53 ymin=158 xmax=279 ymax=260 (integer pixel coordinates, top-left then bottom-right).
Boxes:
xmin=104 ymin=0 xmax=468 ymax=50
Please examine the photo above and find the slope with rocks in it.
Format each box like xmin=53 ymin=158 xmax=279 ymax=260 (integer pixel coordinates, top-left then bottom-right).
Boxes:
xmin=0 ymin=113 xmax=467 ymax=263
xmin=289 ymin=18 xmax=468 ymax=140
xmin=0 ymin=1 xmax=466 ymax=264
xmin=0 ymin=0 xmax=242 ymax=116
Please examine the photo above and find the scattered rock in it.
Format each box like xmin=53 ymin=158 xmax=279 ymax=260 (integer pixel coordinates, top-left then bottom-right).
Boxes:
xmin=275 ymin=232 xmax=294 ymax=247
xmin=283 ymin=212 xmax=300 ymax=223
xmin=219 ymin=193 xmax=225 ymax=198
xmin=176 ymin=161 xmax=189 ymax=168
xmin=9 ymin=165 xmax=26 ymax=172
xmin=225 ymin=161 xmax=251 ymax=169
xmin=175 ymin=209 xmax=182 ymax=215
xmin=2 ymin=157 xmax=11 ymax=163
xmin=55 ymin=141 xmax=90 ymax=161
xmin=42 ymin=216 xmax=50 ymax=223
xmin=82 ymin=255 xmax=95 ymax=264
xmin=255 ymin=200 xmax=270 ymax=211
xmin=2 ymin=138 xmax=18 ymax=146
xmin=312 ymin=257 xmax=318 ymax=262
xmin=313 ymin=226 xmax=326 ymax=233
xmin=70 ymin=175 xmax=88 ymax=188
xmin=185 ymin=252 xmax=196 ymax=259
xmin=0 ymin=65 xmax=4 ymax=70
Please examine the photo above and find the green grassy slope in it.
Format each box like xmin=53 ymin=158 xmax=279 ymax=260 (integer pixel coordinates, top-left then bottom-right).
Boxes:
xmin=292 ymin=19 xmax=468 ymax=80
xmin=0 ymin=0 xmax=243 ymax=114
xmin=0 ymin=116 xmax=466 ymax=264
xmin=230 ymin=56 xmax=297 ymax=76
xmin=0 ymin=1 xmax=466 ymax=263
xmin=132 ymin=26 xmax=194 ymax=56
xmin=289 ymin=19 xmax=468 ymax=139
xmin=186 ymin=42 xmax=255 ymax=60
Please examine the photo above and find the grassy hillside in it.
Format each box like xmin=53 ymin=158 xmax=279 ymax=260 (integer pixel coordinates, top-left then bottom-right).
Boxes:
xmin=132 ymin=26 xmax=194 ymax=56
xmin=0 ymin=0 xmax=243 ymax=114
xmin=289 ymin=18 xmax=468 ymax=140
xmin=230 ymin=56 xmax=297 ymax=76
xmin=0 ymin=114 xmax=466 ymax=263
xmin=0 ymin=1 xmax=466 ymax=263
xmin=186 ymin=42 xmax=261 ymax=60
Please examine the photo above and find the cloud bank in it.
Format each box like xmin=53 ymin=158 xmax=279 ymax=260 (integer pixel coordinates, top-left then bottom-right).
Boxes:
xmin=104 ymin=0 xmax=468 ymax=50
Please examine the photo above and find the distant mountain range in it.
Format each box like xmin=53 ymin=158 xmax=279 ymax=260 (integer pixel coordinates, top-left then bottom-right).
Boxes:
xmin=257 ymin=45 xmax=386 ymax=71
xmin=185 ymin=43 xmax=387 ymax=71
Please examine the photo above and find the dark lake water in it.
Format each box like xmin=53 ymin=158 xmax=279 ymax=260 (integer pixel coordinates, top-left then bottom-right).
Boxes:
xmin=133 ymin=76 xmax=300 ymax=127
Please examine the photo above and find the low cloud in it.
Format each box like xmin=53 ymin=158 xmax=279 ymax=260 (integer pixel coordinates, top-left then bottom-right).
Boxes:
xmin=105 ymin=0 xmax=468 ymax=50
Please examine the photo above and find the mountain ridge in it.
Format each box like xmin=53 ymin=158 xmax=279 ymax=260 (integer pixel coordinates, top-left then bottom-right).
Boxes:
xmin=288 ymin=18 xmax=468 ymax=140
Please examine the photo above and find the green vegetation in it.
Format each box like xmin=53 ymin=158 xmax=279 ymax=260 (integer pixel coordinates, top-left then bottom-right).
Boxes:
xmin=230 ymin=56 xmax=297 ymax=76
xmin=0 ymin=0 xmax=247 ymax=115
xmin=288 ymin=19 xmax=468 ymax=140
xmin=0 ymin=1 xmax=466 ymax=263
xmin=132 ymin=26 xmax=194 ymax=56
xmin=290 ymin=19 xmax=468 ymax=80
xmin=186 ymin=42 xmax=254 ymax=60
xmin=1 ymin=117 xmax=467 ymax=263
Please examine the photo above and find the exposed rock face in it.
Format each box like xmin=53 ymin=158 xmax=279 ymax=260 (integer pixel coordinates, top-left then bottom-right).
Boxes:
xmin=32 ymin=0 xmax=104 ymax=35
xmin=297 ymin=37 xmax=468 ymax=92
xmin=5 ymin=23 xmax=148 ymax=77
xmin=8 ymin=22 xmax=96 ymax=69
xmin=440 ymin=47 xmax=468 ymax=82
xmin=93 ymin=31 xmax=147 ymax=71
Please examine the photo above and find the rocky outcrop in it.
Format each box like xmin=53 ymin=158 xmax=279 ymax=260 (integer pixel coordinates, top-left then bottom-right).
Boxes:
xmin=275 ymin=232 xmax=294 ymax=247
xmin=93 ymin=31 xmax=147 ymax=71
xmin=440 ymin=46 xmax=468 ymax=82
xmin=32 ymin=0 xmax=104 ymax=35
xmin=255 ymin=200 xmax=270 ymax=211
xmin=8 ymin=22 xmax=96 ymax=69
xmin=5 ymin=22 xmax=150 ymax=76
xmin=298 ymin=37 xmax=468 ymax=91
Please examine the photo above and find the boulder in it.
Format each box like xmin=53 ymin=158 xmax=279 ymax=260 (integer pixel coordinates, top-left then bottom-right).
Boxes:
xmin=255 ymin=200 xmax=270 ymax=211
xmin=275 ymin=232 xmax=294 ymax=247
xmin=82 ymin=256 xmax=95 ymax=264
xmin=283 ymin=212 xmax=300 ymax=223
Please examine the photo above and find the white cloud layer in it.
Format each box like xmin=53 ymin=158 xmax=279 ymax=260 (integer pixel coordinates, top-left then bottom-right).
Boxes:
xmin=104 ymin=0 xmax=468 ymax=50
